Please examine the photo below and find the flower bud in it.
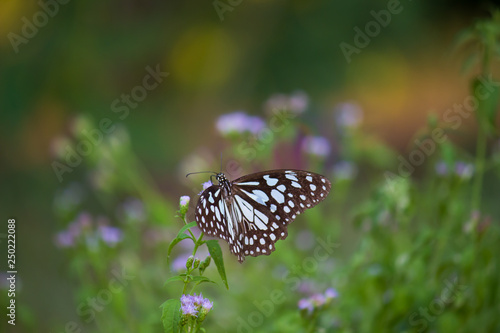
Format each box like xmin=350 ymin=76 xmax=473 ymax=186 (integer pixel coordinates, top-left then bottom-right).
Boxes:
xmin=179 ymin=196 xmax=190 ymax=218
xmin=193 ymin=258 xmax=200 ymax=269
xmin=199 ymin=256 xmax=211 ymax=274
xmin=186 ymin=255 xmax=194 ymax=270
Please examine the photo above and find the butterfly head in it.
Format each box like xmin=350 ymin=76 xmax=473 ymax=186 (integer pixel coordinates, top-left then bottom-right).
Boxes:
xmin=215 ymin=172 xmax=228 ymax=185
xmin=215 ymin=172 xmax=232 ymax=197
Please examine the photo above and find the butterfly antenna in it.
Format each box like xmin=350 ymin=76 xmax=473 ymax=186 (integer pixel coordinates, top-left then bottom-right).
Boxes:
xmin=185 ymin=171 xmax=217 ymax=178
xmin=220 ymin=152 xmax=223 ymax=173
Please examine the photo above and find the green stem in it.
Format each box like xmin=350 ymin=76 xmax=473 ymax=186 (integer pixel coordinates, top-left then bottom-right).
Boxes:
xmin=471 ymin=28 xmax=493 ymax=212
xmin=306 ymin=311 xmax=319 ymax=333
xmin=181 ymin=232 xmax=205 ymax=295
xmin=472 ymin=128 xmax=487 ymax=211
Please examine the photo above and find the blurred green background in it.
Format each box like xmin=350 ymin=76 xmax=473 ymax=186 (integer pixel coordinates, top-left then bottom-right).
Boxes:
xmin=1 ymin=0 xmax=500 ymax=332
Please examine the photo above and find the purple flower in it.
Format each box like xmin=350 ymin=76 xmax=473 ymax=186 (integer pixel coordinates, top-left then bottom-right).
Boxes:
xmin=194 ymin=293 xmax=205 ymax=306
xmin=180 ymin=293 xmax=213 ymax=318
xmin=335 ymin=102 xmax=363 ymax=128
xmin=298 ymin=288 xmax=338 ymax=315
xmin=181 ymin=302 xmax=198 ymax=316
xmin=455 ymin=162 xmax=474 ymax=179
xmin=265 ymin=91 xmax=309 ymax=115
xmin=435 ymin=161 xmax=448 ymax=176
xmin=310 ymin=293 xmax=326 ymax=306
xmin=333 ymin=161 xmax=357 ymax=180
xmin=288 ymin=91 xmax=309 ymax=114
xmin=199 ymin=181 xmax=213 ymax=195
xmin=297 ymin=280 xmax=315 ymax=294
xmin=180 ymin=196 xmax=190 ymax=207
xmin=180 ymin=294 xmax=192 ymax=305
xmin=201 ymin=298 xmax=213 ymax=312
xmin=216 ymin=111 xmax=265 ymax=136
xmin=247 ymin=115 xmax=266 ymax=134
xmin=54 ymin=212 xmax=92 ymax=248
xmin=298 ymin=298 xmax=314 ymax=314
xmin=302 ymin=136 xmax=331 ymax=157
xmin=54 ymin=230 xmax=75 ymax=248
xmin=325 ymin=288 xmax=339 ymax=300
xmin=99 ymin=226 xmax=123 ymax=246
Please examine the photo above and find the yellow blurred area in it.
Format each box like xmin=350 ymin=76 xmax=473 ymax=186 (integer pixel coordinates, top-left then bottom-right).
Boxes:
xmin=19 ymin=100 xmax=66 ymax=167
xmin=343 ymin=50 xmax=469 ymax=148
xmin=169 ymin=26 xmax=238 ymax=89
xmin=0 ymin=1 xmax=36 ymax=45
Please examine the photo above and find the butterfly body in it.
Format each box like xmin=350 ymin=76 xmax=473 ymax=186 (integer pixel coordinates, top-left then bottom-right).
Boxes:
xmin=195 ymin=169 xmax=331 ymax=262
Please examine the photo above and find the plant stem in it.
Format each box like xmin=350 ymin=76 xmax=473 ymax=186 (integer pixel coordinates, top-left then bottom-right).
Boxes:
xmin=472 ymin=128 xmax=487 ymax=211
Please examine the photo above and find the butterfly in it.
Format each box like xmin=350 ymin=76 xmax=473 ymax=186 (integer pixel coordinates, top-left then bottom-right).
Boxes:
xmin=193 ymin=169 xmax=331 ymax=262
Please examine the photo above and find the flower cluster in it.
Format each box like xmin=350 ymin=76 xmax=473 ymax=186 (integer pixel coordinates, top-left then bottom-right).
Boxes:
xmin=180 ymin=293 xmax=213 ymax=323
xmin=179 ymin=195 xmax=190 ymax=218
xmin=55 ymin=212 xmax=123 ymax=248
xmin=298 ymin=288 xmax=338 ymax=316
xmin=199 ymin=180 xmax=213 ymax=195
xmin=302 ymin=135 xmax=331 ymax=157
xmin=216 ymin=111 xmax=266 ymax=136
xmin=264 ymin=91 xmax=309 ymax=115
xmin=334 ymin=102 xmax=363 ymax=129
xmin=435 ymin=161 xmax=474 ymax=179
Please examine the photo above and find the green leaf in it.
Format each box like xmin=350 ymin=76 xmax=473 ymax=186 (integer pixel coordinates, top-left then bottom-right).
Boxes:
xmin=178 ymin=221 xmax=198 ymax=236
xmin=167 ymin=221 xmax=198 ymax=265
xmin=461 ymin=52 xmax=479 ymax=75
xmin=451 ymin=27 xmax=476 ymax=53
xmin=191 ymin=275 xmax=217 ymax=285
xmin=163 ymin=275 xmax=185 ymax=287
xmin=160 ymin=299 xmax=182 ymax=333
xmin=167 ymin=233 xmax=191 ymax=265
xmin=473 ymin=77 xmax=500 ymax=136
xmin=206 ymin=240 xmax=228 ymax=289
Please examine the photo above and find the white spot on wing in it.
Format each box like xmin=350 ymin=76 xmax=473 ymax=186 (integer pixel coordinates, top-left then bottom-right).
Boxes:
xmin=285 ymin=174 xmax=299 ymax=182
xmin=263 ymin=175 xmax=278 ymax=186
xmin=254 ymin=209 xmax=269 ymax=229
xmin=234 ymin=195 xmax=254 ymax=222
xmin=271 ymin=189 xmax=285 ymax=203
xmin=238 ymin=181 xmax=260 ymax=186
xmin=241 ymin=189 xmax=269 ymax=205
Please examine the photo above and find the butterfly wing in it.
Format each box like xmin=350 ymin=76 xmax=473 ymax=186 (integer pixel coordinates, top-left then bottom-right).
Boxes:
xmin=232 ymin=169 xmax=331 ymax=260
xmin=195 ymin=185 xmax=230 ymax=243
